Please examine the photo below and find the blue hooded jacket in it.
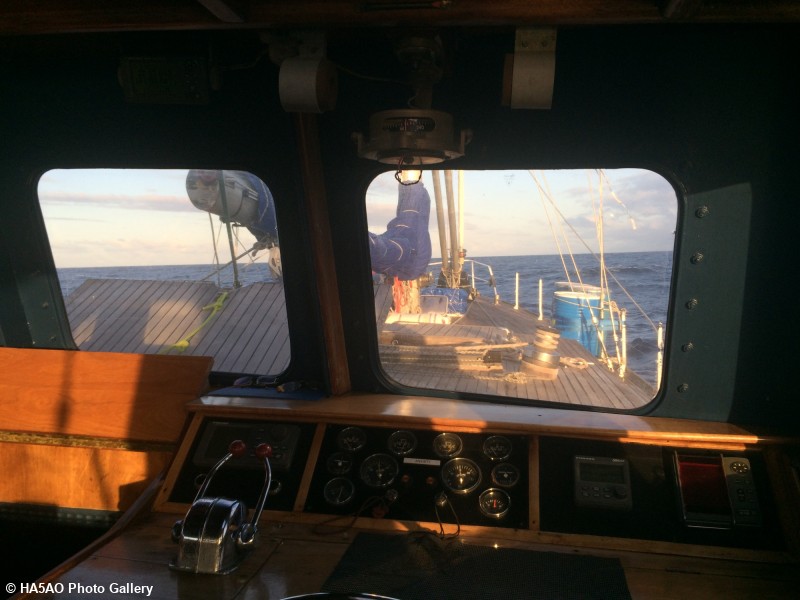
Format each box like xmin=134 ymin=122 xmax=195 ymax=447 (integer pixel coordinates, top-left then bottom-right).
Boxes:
xmin=368 ymin=182 xmax=432 ymax=281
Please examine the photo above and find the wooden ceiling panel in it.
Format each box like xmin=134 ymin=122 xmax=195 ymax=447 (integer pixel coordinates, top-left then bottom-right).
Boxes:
xmin=1 ymin=1 xmax=798 ymax=36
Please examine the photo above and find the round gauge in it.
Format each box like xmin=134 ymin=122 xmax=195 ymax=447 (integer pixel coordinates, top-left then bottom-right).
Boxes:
xmin=323 ymin=477 xmax=355 ymax=506
xmin=441 ymin=458 xmax=482 ymax=495
xmin=491 ymin=463 xmax=520 ymax=488
xmin=337 ymin=426 xmax=367 ymax=452
xmin=326 ymin=452 xmax=354 ymax=475
xmin=433 ymin=433 xmax=463 ymax=458
xmin=387 ymin=430 xmax=417 ymax=456
xmin=483 ymin=435 xmax=513 ymax=461
xmin=478 ymin=488 xmax=511 ymax=519
xmin=359 ymin=453 xmax=399 ymax=488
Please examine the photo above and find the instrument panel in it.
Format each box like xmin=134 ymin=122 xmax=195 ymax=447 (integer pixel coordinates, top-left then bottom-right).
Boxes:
xmin=168 ymin=419 xmax=317 ymax=511
xmin=304 ymin=425 xmax=529 ymax=528
xmin=163 ymin=417 xmax=783 ymax=550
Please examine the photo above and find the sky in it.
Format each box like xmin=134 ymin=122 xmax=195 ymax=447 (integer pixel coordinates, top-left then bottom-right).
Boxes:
xmin=38 ymin=167 xmax=678 ymax=268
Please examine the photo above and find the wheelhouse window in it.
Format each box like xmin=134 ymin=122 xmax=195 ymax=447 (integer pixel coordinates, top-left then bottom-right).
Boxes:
xmin=366 ymin=169 xmax=677 ymax=409
xmin=38 ymin=169 xmax=289 ymax=376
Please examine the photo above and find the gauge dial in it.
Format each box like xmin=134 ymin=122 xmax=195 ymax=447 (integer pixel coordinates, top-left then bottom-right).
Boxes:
xmin=433 ymin=433 xmax=463 ymax=458
xmin=478 ymin=488 xmax=511 ymax=519
xmin=337 ymin=426 xmax=367 ymax=452
xmin=359 ymin=453 xmax=399 ymax=488
xmin=491 ymin=463 xmax=520 ymax=488
xmin=387 ymin=430 xmax=417 ymax=456
xmin=483 ymin=435 xmax=513 ymax=461
xmin=441 ymin=458 xmax=482 ymax=494
xmin=326 ymin=452 xmax=353 ymax=475
xmin=323 ymin=477 xmax=355 ymax=506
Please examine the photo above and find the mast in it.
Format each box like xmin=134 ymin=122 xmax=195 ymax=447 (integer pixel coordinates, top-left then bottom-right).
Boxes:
xmin=457 ymin=169 xmax=465 ymax=276
xmin=431 ymin=170 xmax=449 ymax=280
xmin=445 ymin=170 xmax=459 ymax=286
xmin=217 ymin=171 xmax=241 ymax=288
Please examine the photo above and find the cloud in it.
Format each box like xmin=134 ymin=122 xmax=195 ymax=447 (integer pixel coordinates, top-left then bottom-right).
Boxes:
xmin=39 ymin=190 xmax=197 ymax=213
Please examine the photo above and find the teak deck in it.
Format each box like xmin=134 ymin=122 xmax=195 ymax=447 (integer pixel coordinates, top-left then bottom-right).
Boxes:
xmin=65 ymin=279 xmax=653 ymax=409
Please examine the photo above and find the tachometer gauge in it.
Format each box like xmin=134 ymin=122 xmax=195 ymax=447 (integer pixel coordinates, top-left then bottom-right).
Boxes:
xmin=433 ymin=432 xmax=463 ymax=458
xmin=491 ymin=462 xmax=520 ymax=488
xmin=441 ymin=458 xmax=482 ymax=494
xmin=326 ymin=451 xmax=353 ymax=475
xmin=478 ymin=488 xmax=511 ymax=519
xmin=337 ymin=426 xmax=367 ymax=452
xmin=387 ymin=430 xmax=417 ymax=456
xmin=359 ymin=453 xmax=399 ymax=488
xmin=323 ymin=477 xmax=355 ymax=506
xmin=483 ymin=435 xmax=513 ymax=461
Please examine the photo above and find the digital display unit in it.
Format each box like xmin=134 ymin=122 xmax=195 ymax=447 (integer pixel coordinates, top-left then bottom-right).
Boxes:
xmin=573 ymin=455 xmax=632 ymax=510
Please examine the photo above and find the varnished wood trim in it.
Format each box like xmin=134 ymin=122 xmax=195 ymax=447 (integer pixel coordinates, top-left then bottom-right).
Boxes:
xmin=293 ymin=423 xmax=328 ymax=512
xmin=2 ymin=1 xmax=798 ymax=36
xmin=151 ymin=505 xmax=797 ymax=565
xmin=187 ymin=393 xmax=797 ymax=446
xmin=528 ymin=435 xmax=540 ymax=531
xmin=0 ymin=348 xmax=211 ymax=443
xmin=0 ymin=430 xmax=175 ymax=453
xmin=292 ymin=113 xmax=351 ymax=395
xmin=153 ymin=413 xmax=206 ymax=510
xmin=0 ymin=442 xmax=173 ymax=511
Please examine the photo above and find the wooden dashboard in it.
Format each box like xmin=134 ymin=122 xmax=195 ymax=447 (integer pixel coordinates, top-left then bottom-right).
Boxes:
xmin=18 ymin=390 xmax=799 ymax=600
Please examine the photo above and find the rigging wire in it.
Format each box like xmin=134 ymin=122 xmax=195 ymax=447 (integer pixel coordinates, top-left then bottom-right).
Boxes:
xmin=530 ymin=171 xmax=587 ymax=294
xmin=527 ymin=170 xmax=659 ymax=334
xmin=208 ymin=214 xmax=223 ymax=287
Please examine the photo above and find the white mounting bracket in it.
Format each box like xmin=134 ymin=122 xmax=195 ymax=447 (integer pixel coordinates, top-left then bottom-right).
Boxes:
xmin=273 ymin=31 xmax=338 ymax=113
xmin=503 ymin=27 xmax=557 ymax=110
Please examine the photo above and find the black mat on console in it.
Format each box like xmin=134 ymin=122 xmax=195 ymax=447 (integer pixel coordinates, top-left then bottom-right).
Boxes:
xmin=322 ymin=532 xmax=631 ymax=600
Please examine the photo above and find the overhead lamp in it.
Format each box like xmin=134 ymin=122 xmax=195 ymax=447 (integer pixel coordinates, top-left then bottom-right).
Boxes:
xmin=352 ymin=35 xmax=470 ymax=168
xmin=353 ymin=108 xmax=471 ymax=167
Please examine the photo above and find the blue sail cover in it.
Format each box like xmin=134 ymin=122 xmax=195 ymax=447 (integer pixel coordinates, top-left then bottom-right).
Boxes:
xmin=186 ymin=169 xmax=279 ymax=246
xmin=241 ymin=172 xmax=279 ymax=246
xmin=369 ymin=182 xmax=432 ymax=281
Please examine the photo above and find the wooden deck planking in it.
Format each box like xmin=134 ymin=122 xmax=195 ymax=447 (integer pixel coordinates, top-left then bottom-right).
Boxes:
xmin=67 ymin=278 xmax=138 ymax=346
xmin=136 ymin=281 xmax=217 ymax=354
xmin=67 ymin=279 xmax=222 ymax=355
xmin=66 ymin=279 xmax=290 ymax=375
xmin=65 ymin=279 xmax=651 ymax=409
xmin=239 ymin=284 xmax=290 ymax=374
xmin=379 ymin=295 xmax=653 ymax=409
xmin=69 ymin=279 xmax=147 ymax=350
xmin=190 ymin=284 xmax=267 ymax=367
xmin=253 ymin=283 xmax=292 ymax=373
xmin=192 ymin=282 xmax=289 ymax=374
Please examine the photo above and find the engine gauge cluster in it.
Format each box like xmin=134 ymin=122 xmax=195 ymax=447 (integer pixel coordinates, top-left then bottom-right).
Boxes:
xmin=305 ymin=425 xmax=529 ymax=529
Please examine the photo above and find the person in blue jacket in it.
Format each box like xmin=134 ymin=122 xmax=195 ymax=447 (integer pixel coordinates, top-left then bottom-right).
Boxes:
xmin=368 ymin=171 xmax=432 ymax=281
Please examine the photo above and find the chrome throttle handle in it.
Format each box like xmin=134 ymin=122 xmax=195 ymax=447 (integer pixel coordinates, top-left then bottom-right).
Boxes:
xmin=237 ymin=443 xmax=273 ymax=548
xmin=170 ymin=440 xmax=273 ymax=574
xmin=192 ymin=439 xmax=248 ymax=503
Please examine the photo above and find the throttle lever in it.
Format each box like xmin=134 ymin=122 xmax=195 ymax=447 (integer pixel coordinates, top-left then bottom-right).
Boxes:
xmin=191 ymin=439 xmax=248 ymax=503
xmin=170 ymin=440 xmax=273 ymax=574
xmin=237 ymin=443 xmax=272 ymax=548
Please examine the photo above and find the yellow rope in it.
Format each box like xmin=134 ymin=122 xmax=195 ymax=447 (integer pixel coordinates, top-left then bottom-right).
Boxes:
xmin=159 ymin=291 xmax=229 ymax=354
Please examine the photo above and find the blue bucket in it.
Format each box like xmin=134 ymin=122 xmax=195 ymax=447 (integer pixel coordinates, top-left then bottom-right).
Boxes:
xmin=552 ymin=291 xmax=611 ymax=357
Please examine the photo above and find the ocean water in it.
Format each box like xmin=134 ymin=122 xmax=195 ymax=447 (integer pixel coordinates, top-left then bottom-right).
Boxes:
xmin=56 ymin=250 xmax=671 ymax=385
xmin=57 ymin=262 xmax=275 ymax=298
xmin=468 ymin=251 xmax=672 ymax=384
